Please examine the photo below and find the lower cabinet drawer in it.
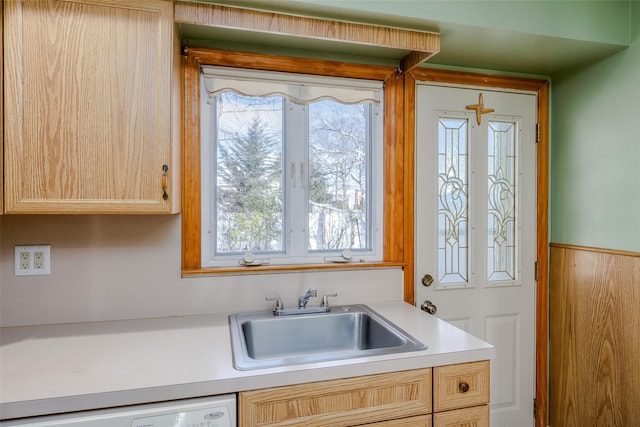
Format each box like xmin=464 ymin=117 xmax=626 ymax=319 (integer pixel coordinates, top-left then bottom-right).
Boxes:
xmin=239 ymin=368 xmax=432 ymax=427
xmin=433 ymin=361 xmax=489 ymax=412
xmin=433 ymin=405 xmax=489 ymax=427
xmin=363 ymin=414 xmax=432 ymax=427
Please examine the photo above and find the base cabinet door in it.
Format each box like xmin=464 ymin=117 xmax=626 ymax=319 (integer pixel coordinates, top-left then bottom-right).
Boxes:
xmin=3 ymin=0 xmax=180 ymax=213
xmin=433 ymin=361 xmax=490 ymax=412
xmin=239 ymin=361 xmax=489 ymax=427
xmin=364 ymin=415 xmax=432 ymax=427
xmin=239 ymin=369 xmax=432 ymax=427
xmin=433 ymin=361 xmax=490 ymax=426
xmin=433 ymin=405 xmax=489 ymax=427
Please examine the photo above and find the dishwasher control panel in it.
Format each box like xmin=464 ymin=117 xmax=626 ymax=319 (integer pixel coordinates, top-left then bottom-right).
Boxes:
xmin=132 ymin=405 xmax=232 ymax=427
xmin=3 ymin=394 xmax=237 ymax=427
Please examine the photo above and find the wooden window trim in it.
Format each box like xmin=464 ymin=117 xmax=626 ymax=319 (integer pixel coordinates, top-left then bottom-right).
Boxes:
xmin=181 ymin=47 xmax=406 ymax=276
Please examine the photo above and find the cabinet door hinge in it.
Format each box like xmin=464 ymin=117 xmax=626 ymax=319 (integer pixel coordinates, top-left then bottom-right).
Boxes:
xmin=534 ymin=261 xmax=539 ymax=281
xmin=534 ymin=398 xmax=538 ymax=419
xmin=536 ymin=123 xmax=540 ymax=143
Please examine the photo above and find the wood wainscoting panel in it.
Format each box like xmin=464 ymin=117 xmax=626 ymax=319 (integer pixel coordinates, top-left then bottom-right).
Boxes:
xmin=550 ymin=244 xmax=640 ymax=426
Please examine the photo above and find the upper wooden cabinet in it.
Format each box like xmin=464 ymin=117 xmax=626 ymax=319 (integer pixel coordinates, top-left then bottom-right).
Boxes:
xmin=1 ymin=6 xmax=4 ymax=216
xmin=3 ymin=0 xmax=180 ymax=214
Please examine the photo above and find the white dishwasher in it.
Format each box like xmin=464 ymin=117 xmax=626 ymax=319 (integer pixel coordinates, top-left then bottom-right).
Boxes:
xmin=1 ymin=394 xmax=236 ymax=427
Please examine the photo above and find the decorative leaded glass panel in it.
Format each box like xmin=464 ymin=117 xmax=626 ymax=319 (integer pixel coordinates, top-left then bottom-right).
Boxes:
xmin=487 ymin=121 xmax=517 ymax=281
xmin=438 ymin=117 xmax=469 ymax=284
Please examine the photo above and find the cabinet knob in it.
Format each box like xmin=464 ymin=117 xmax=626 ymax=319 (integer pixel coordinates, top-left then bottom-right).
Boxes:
xmin=459 ymin=382 xmax=470 ymax=393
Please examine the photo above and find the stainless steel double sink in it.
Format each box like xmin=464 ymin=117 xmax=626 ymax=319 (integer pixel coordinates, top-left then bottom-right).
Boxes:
xmin=229 ymin=304 xmax=426 ymax=370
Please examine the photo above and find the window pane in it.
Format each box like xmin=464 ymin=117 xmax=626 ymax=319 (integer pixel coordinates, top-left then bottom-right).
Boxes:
xmin=487 ymin=121 xmax=517 ymax=281
xmin=214 ymin=92 xmax=284 ymax=254
xmin=308 ymin=100 xmax=370 ymax=251
xmin=438 ymin=117 xmax=469 ymax=284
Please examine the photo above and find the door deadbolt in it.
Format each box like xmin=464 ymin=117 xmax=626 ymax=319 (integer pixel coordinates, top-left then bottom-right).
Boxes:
xmin=421 ymin=274 xmax=434 ymax=287
xmin=421 ymin=300 xmax=437 ymax=315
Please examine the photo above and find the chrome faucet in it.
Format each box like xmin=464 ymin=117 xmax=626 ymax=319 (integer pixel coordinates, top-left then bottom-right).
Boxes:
xmin=265 ymin=289 xmax=337 ymax=316
xmin=298 ymin=288 xmax=317 ymax=308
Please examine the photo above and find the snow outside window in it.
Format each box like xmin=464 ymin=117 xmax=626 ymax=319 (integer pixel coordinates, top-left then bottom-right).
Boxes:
xmin=200 ymin=67 xmax=384 ymax=267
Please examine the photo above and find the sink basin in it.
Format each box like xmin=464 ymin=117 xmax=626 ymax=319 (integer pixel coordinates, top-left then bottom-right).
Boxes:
xmin=229 ymin=304 xmax=426 ymax=370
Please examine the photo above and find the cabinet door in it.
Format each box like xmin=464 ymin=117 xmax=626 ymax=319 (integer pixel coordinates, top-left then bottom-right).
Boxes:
xmin=240 ymin=369 xmax=432 ymax=427
xmin=1 ymin=3 xmax=3 ymax=215
xmin=433 ymin=361 xmax=489 ymax=412
xmin=362 ymin=415 xmax=432 ymax=427
xmin=4 ymin=0 xmax=179 ymax=213
xmin=433 ymin=405 xmax=489 ymax=427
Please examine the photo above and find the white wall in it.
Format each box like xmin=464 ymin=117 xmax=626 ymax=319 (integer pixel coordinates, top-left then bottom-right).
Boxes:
xmin=0 ymin=215 xmax=403 ymax=327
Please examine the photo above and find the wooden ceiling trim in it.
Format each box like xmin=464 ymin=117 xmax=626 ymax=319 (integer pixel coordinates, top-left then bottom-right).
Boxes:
xmin=400 ymin=51 xmax=437 ymax=73
xmin=174 ymin=1 xmax=440 ymax=68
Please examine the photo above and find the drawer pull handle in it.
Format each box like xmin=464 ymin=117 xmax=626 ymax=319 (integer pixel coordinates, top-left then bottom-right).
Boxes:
xmin=459 ymin=382 xmax=470 ymax=393
xmin=161 ymin=164 xmax=169 ymax=201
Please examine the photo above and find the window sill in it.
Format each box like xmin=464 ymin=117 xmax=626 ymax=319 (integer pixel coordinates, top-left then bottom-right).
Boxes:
xmin=181 ymin=261 xmax=406 ymax=277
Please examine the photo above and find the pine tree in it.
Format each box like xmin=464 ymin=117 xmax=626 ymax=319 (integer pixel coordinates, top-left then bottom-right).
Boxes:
xmin=217 ymin=116 xmax=283 ymax=252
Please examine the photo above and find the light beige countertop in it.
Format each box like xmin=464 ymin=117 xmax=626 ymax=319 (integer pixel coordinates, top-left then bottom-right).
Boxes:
xmin=0 ymin=301 xmax=494 ymax=420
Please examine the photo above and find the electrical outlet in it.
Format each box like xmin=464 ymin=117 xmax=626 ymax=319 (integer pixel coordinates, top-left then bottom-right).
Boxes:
xmin=34 ymin=251 xmax=45 ymax=269
xmin=20 ymin=251 xmax=31 ymax=270
xmin=15 ymin=245 xmax=51 ymax=276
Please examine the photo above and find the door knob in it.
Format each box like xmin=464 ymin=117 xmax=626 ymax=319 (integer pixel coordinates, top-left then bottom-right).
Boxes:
xmin=421 ymin=274 xmax=434 ymax=287
xmin=421 ymin=300 xmax=437 ymax=315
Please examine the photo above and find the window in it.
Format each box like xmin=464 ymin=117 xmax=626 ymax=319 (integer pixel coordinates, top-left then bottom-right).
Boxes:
xmin=200 ymin=67 xmax=384 ymax=267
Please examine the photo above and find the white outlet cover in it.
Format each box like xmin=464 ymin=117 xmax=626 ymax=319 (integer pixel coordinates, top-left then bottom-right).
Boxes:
xmin=15 ymin=245 xmax=51 ymax=276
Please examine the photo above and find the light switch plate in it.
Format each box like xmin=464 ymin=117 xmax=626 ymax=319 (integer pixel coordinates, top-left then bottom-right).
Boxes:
xmin=15 ymin=245 xmax=51 ymax=276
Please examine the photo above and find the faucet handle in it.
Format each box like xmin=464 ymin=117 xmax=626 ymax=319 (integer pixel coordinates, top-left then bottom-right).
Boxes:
xmin=321 ymin=293 xmax=338 ymax=308
xmin=265 ymin=296 xmax=284 ymax=313
xmin=297 ymin=288 xmax=318 ymax=309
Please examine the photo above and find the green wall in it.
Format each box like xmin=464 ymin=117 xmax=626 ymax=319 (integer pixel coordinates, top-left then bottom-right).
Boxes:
xmin=206 ymin=0 xmax=639 ymax=252
xmin=215 ymin=0 xmax=630 ymax=44
xmin=551 ymin=1 xmax=640 ymax=252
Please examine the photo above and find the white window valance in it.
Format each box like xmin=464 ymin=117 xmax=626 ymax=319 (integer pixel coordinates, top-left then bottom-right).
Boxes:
xmin=201 ymin=65 xmax=383 ymax=105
